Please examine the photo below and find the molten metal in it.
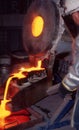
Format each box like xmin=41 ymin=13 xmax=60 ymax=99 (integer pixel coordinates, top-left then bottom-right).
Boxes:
xmin=0 ymin=60 xmax=44 ymax=128
xmin=32 ymin=16 xmax=44 ymax=37
xmin=0 ymin=100 xmax=11 ymax=119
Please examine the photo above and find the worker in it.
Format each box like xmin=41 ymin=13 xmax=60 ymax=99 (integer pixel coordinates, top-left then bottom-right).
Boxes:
xmin=59 ymin=0 xmax=79 ymax=129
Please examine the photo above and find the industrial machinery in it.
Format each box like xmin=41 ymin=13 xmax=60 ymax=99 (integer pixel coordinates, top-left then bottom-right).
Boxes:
xmin=0 ymin=0 xmax=75 ymax=130
xmin=23 ymin=0 xmax=60 ymax=55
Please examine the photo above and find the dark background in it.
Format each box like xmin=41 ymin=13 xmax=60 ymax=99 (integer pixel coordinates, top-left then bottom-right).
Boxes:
xmin=0 ymin=0 xmax=34 ymax=55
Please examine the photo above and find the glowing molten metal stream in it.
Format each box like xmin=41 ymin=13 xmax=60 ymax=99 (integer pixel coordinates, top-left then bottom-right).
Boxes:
xmin=0 ymin=60 xmax=44 ymax=126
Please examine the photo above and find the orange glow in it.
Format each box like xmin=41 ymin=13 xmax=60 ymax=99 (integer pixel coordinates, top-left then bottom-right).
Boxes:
xmin=32 ymin=16 xmax=44 ymax=37
xmin=0 ymin=100 xmax=11 ymax=119
xmin=20 ymin=60 xmax=44 ymax=72
xmin=0 ymin=77 xmax=12 ymax=122
xmin=0 ymin=60 xmax=44 ymax=126
xmin=0 ymin=99 xmax=11 ymax=128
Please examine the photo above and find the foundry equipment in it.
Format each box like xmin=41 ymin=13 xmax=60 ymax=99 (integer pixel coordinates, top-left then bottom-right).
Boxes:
xmin=0 ymin=0 xmax=74 ymax=130
xmin=23 ymin=0 xmax=61 ymax=55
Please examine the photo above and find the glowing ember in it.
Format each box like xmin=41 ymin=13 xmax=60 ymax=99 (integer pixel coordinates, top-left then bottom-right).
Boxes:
xmin=0 ymin=60 xmax=44 ymax=124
